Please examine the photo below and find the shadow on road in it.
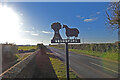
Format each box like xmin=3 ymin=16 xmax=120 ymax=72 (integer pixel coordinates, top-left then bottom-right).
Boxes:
xmin=34 ymin=49 xmax=58 ymax=79
xmin=15 ymin=49 xmax=58 ymax=79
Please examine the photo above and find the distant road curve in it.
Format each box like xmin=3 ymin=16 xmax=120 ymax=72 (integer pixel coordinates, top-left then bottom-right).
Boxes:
xmin=47 ymin=46 xmax=118 ymax=78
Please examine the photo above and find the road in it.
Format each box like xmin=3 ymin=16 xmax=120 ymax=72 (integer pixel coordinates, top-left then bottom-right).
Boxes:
xmin=47 ymin=46 xmax=118 ymax=78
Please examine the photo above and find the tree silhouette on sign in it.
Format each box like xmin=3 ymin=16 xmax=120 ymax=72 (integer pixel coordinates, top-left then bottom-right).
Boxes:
xmin=51 ymin=22 xmax=62 ymax=40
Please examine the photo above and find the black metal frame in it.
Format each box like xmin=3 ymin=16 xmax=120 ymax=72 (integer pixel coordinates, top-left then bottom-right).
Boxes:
xmin=51 ymin=39 xmax=80 ymax=43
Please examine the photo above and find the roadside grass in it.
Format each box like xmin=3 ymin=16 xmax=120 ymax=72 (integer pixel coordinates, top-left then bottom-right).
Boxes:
xmin=69 ymin=49 xmax=118 ymax=61
xmin=48 ymin=53 xmax=79 ymax=80
xmin=50 ymin=46 xmax=118 ymax=61
xmin=16 ymin=46 xmax=37 ymax=61
xmin=15 ymin=53 xmax=32 ymax=61
xmin=18 ymin=46 xmax=37 ymax=51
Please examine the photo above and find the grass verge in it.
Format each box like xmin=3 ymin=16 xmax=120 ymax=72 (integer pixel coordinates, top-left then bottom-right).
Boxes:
xmin=15 ymin=53 xmax=32 ymax=61
xmin=47 ymin=53 xmax=80 ymax=80
xmin=69 ymin=49 xmax=118 ymax=61
xmin=50 ymin=46 xmax=118 ymax=61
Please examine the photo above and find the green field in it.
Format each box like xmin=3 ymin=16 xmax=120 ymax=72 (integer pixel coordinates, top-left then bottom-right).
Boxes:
xmin=18 ymin=46 xmax=37 ymax=51
xmin=50 ymin=46 xmax=118 ymax=61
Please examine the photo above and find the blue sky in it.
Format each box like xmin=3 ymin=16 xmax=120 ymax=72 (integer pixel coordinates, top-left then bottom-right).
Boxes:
xmin=1 ymin=2 xmax=118 ymax=45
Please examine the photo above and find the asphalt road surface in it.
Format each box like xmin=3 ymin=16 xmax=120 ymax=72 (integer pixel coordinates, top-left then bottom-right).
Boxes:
xmin=47 ymin=46 xmax=118 ymax=78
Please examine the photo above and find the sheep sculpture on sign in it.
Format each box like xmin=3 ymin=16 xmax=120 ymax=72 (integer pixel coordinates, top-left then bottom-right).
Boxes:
xmin=63 ymin=25 xmax=79 ymax=39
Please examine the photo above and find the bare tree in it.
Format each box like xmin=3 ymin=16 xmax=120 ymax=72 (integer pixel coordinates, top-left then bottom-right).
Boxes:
xmin=106 ymin=1 xmax=120 ymax=30
xmin=106 ymin=1 xmax=120 ymax=42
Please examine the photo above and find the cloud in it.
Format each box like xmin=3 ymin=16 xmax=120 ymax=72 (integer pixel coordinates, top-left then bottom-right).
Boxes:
xmin=32 ymin=27 xmax=35 ymax=30
xmin=81 ymin=17 xmax=85 ymax=19
xmin=76 ymin=15 xmax=85 ymax=19
xmin=76 ymin=16 xmax=81 ymax=18
xmin=20 ymin=13 xmax=23 ymax=16
xmin=20 ymin=22 xmax=23 ymax=25
xmin=31 ymin=33 xmax=39 ymax=36
xmin=24 ymin=31 xmax=30 ymax=33
xmin=84 ymin=18 xmax=97 ymax=22
xmin=42 ymin=31 xmax=53 ymax=34
xmin=96 ymin=12 xmax=100 ymax=14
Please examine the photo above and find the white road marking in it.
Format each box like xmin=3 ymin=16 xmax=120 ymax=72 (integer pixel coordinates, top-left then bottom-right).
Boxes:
xmin=90 ymin=62 xmax=118 ymax=74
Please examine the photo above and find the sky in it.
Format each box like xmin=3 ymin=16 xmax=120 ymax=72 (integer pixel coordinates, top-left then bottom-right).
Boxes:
xmin=0 ymin=2 xmax=118 ymax=45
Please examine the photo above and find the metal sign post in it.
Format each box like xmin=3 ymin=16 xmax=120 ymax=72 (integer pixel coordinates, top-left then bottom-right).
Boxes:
xmin=65 ymin=42 xmax=69 ymax=80
xmin=51 ymin=22 xmax=80 ymax=80
xmin=51 ymin=39 xmax=80 ymax=80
